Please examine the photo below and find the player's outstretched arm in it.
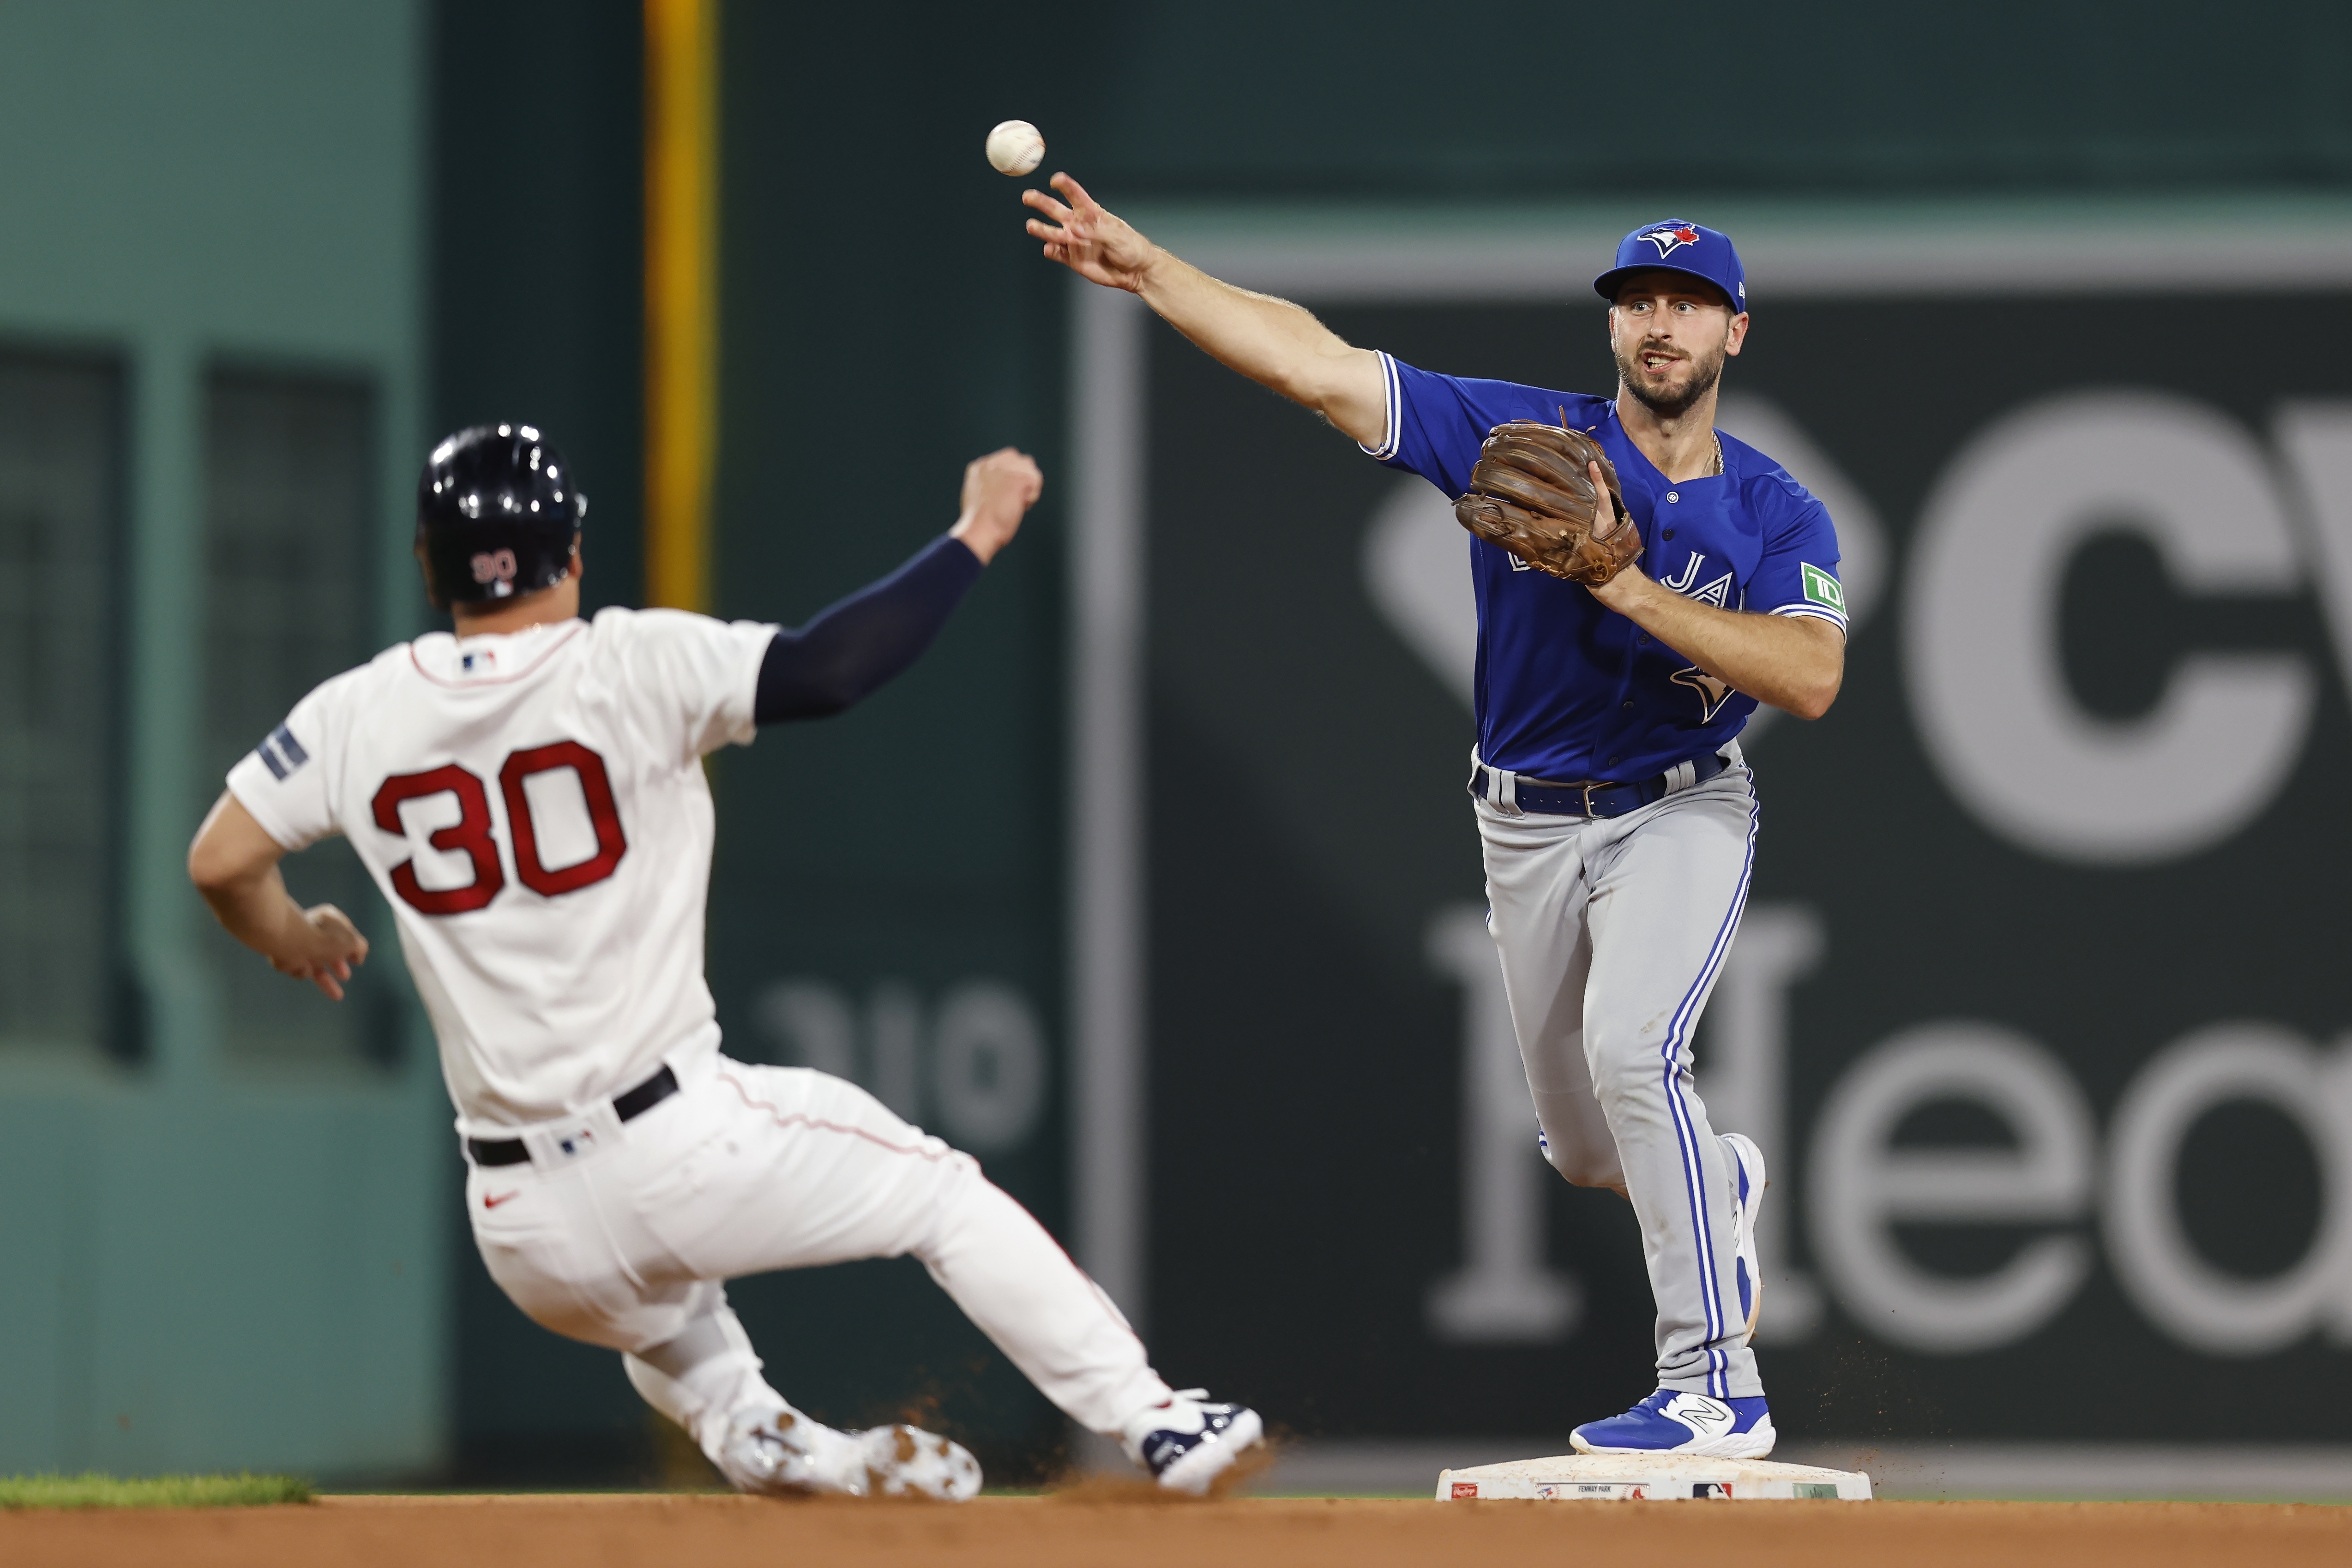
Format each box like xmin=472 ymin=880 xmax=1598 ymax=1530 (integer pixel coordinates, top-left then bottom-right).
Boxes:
xmin=187 ymin=792 xmax=369 ymax=1000
xmin=753 ymin=450 xmax=1043 ymax=724
xmin=1024 ymin=173 xmax=1387 ymax=447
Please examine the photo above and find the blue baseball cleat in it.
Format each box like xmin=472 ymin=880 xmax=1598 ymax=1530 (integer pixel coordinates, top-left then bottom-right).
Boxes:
xmin=1572 ymin=1390 xmax=1775 ymax=1459
xmin=1122 ymin=1388 xmax=1264 ymax=1495
xmin=1721 ymin=1132 xmax=1767 ymax=1343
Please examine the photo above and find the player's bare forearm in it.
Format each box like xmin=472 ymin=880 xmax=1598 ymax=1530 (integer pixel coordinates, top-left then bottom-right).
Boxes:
xmin=1023 ymin=173 xmax=1385 ymax=444
xmin=1132 ymin=252 xmax=1386 ymax=442
xmin=1591 ymin=571 xmax=1845 ymax=721
xmin=195 ymin=859 xmax=311 ymax=967
xmin=188 ymin=792 xmax=369 ymax=1000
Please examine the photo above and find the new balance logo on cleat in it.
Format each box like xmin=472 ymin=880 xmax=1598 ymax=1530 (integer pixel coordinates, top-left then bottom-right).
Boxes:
xmin=1571 ymin=1388 xmax=1775 ymax=1460
xmin=1123 ymin=1389 xmax=1265 ymax=1496
xmin=1665 ymin=1393 xmax=1735 ymax=1438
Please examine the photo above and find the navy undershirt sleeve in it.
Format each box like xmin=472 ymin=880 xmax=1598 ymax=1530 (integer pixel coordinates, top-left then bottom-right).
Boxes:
xmin=752 ymin=534 xmax=984 ymax=723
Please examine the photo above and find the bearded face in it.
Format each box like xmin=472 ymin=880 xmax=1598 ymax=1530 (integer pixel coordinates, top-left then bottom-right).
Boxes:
xmin=1613 ymin=324 xmax=1729 ymax=417
xmin=1607 ymin=273 xmax=1744 ymax=419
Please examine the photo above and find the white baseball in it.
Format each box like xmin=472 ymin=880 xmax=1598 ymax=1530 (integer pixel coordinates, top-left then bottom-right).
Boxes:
xmin=986 ymin=119 xmax=1045 ymax=177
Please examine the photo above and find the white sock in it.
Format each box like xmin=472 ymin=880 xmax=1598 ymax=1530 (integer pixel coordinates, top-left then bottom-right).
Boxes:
xmin=623 ymin=1281 xmax=788 ymax=1461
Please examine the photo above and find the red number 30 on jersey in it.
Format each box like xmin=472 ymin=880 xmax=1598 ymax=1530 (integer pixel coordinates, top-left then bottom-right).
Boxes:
xmin=370 ymin=742 xmax=628 ymax=915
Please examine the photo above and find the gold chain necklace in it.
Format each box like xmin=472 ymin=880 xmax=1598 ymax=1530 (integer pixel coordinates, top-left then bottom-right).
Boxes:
xmin=1711 ymin=432 xmax=1723 ymax=477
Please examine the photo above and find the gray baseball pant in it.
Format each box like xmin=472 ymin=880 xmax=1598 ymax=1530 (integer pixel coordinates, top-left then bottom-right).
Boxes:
xmin=1474 ymin=748 xmax=1762 ymax=1400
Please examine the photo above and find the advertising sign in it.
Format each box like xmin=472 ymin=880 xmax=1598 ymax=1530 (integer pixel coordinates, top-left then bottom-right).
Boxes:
xmin=1071 ymin=222 xmax=2352 ymax=1443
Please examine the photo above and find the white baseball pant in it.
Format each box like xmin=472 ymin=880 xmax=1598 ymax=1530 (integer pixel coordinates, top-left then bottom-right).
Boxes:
xmin=1475 ymin=747 xmax=1762 ymax=1400
xmin=464 ymin=1053 xmax=1173 ymax=1459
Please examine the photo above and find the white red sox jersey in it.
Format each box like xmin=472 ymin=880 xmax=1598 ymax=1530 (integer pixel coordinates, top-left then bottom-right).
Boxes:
xmin=227 ymin=607 xmax=776 ymax=1134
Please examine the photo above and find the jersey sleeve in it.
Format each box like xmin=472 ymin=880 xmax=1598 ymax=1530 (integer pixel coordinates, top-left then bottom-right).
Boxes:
xmin=1359 ymin=353 xmax=1569 ymax=496
xmin=225 ymin=683 xmax=346 ymax=851
xmin=602 ymin=607 xmax=780 ymax=760
xmin=1747 ymin=477 xmax=1847 ymax=636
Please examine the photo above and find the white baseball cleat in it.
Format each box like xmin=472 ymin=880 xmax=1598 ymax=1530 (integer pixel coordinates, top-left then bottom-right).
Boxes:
xmin=1721 ymin=1131 xmax=1767 ymax=1343
xmin=717 ymin=1405 xmax=981 ymax=1501
xmin=1121 ymin=1388 xmax=1264 ymax=1496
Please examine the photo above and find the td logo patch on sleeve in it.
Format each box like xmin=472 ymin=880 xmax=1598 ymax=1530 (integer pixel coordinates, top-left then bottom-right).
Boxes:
xmin=1800 ymin=563 xmax=1845 ymax=616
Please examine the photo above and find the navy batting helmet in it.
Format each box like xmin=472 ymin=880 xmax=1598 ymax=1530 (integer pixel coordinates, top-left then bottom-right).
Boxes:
xmin=415 ymin=424 xmax=587 ymax=610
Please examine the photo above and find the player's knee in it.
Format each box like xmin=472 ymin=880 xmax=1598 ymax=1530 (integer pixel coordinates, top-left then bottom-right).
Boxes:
xmin=1587 ymin=1048 xmax=1667 ymax=1112
xmin=1538 ymin=1130 xmax=1621 ymax=1190
xmin=495 ymin=1273 xmax=613 ymax=1345
xmin=476 ymin=1237 xmax=673 ymax=1353
xmin=1551 ymin=1152 xmax=1625 ymax=1190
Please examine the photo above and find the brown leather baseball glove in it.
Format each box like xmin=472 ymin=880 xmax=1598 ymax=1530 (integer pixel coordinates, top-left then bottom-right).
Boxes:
xmin=1453 ymin=419 xmax=1641 ymax=586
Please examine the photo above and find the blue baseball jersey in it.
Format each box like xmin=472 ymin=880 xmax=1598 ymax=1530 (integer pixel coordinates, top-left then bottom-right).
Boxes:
xmin=1362 ymin=352 xmax=1847 ymax=782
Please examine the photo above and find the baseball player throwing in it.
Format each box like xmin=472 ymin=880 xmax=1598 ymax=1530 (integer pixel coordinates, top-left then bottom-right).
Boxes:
xmin=187 ymin=426 xmax=1262 ymax=1496
xmin=1027 ymin=178 xmax=1844 ymax=1457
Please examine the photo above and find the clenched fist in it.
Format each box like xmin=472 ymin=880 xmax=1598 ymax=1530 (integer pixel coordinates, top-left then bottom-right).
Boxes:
xmin=950 ymin=448 xmax=1044 ymax=565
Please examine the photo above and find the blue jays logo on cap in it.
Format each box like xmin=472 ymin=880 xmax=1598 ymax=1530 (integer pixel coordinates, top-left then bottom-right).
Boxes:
xmin=1636 ymin=222 xmax=1703 ymax=260
xmin=1593 ymin=218 xmax=1749 ymax=311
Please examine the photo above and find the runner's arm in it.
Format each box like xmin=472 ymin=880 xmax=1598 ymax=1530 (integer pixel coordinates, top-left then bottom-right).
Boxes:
xmin=188 ymin=793 xmax=369 ymax=999
xmin=754 ymin=537 xmax=980 ymax=721
xmin=754 ymin=448 xmax=1039 ymax=722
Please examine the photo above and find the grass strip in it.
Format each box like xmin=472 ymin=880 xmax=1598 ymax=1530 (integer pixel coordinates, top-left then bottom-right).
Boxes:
xmin=0 ymin=1472 xmax=314 ymax=1510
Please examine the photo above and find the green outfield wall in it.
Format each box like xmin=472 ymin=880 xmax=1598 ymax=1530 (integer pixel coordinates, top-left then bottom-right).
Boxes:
xmin=3 ymin=0 xmax=2346 ymax=1487
xmin=432 ymin=0 xmax=2352 ymax=1483
xmin=0 ymin=1 xmax=440 ymax=1478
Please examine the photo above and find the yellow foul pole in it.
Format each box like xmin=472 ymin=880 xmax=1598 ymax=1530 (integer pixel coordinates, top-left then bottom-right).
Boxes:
xmin=644 ymin=0 xmax=717 ymax=612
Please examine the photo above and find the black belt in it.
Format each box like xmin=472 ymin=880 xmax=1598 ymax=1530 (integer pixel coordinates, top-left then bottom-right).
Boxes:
xmin=467 ymin=1064 xmax=680 ymax=1168
xmin=1468 ymin=750 xmax=1729 ymax=818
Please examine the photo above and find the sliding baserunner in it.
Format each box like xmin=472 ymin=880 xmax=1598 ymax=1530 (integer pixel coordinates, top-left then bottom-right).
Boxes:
xmin=190 ymin=424 xmax=1263 ymax=1494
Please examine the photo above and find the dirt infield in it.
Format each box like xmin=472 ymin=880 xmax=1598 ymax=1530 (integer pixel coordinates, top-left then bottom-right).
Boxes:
xmin=4 ymin=1492 xmax=2347 ymax=1567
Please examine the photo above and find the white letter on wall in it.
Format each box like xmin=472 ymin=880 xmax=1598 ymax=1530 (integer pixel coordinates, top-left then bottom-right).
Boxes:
xmin=1424 ymin=904 xmax=1582 ymax=1343
xmin=754 ymin=980 xmax=857 ymax=1079
xmin=932 ymin=981 xmax=1048 ymax=1153
xmin=2104 ymin=1024 xmax=2352 ymax=1356
xmin=2275 ymin=402 xmax=2352 ymax=712
xmin=1904 ymin=391 xmax=2311 ymax=863
xmin=1362 ymin=477 xmax=1477 ymax=710
xmin=1810 ymin=1023 xmax=2095 ymax=1353
xmin=1699 ymin=903 xmax=1827 ymax=1343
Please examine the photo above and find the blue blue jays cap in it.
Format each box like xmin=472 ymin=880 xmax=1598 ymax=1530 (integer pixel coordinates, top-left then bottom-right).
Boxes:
xmin=1593 ymin=220 xmax=1747 ymax=312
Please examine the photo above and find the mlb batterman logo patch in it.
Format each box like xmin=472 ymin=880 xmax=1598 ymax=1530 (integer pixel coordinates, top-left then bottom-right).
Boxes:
xmin=1638 ymin=223 xmax=1702 ymax=258
xmin=1800 ymin=563 xmax=1845 ymax=614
